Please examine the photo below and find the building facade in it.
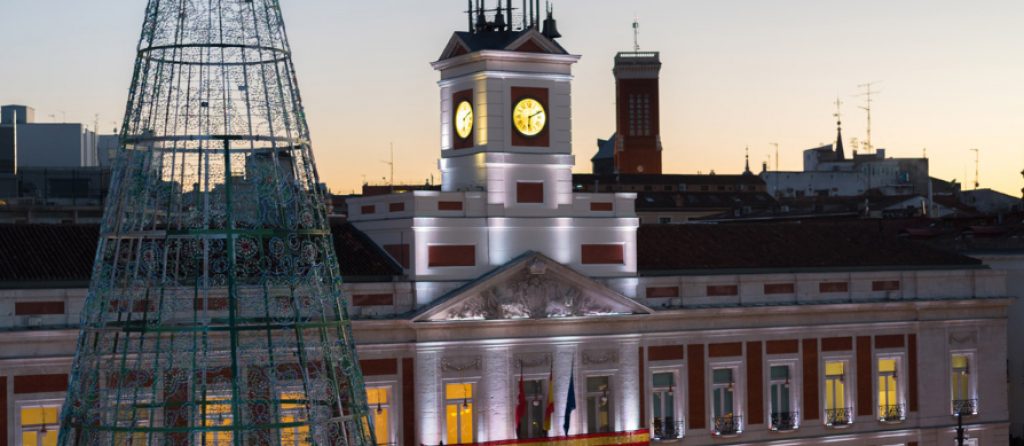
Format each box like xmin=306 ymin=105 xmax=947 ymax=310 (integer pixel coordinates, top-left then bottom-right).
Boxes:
xmin=0 ymin=4 xmax=1014 ymax=446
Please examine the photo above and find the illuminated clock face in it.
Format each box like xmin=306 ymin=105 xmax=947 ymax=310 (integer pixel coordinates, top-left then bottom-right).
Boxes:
xmin=512 ymin=98 xmax=547 ymax=137
xmin=454 ymin=100 xmax=474 ymax=140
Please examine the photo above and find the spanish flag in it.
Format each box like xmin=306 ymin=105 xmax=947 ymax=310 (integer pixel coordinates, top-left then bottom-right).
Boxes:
xmin=542 ymin=365 xmax=555 ymax=431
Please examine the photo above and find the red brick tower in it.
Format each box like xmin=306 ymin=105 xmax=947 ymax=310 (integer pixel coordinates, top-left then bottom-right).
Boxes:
xmin=613 ymin=51 xmax=663 ymax=174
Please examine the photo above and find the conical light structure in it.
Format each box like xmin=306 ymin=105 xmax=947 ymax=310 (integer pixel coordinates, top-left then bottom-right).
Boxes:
xmin=58 ymin=1 xmax=372 ymax=445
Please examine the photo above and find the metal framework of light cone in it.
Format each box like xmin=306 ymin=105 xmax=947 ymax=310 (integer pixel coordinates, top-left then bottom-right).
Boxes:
xmin=57 ymin=1 xmax=373 ymax=445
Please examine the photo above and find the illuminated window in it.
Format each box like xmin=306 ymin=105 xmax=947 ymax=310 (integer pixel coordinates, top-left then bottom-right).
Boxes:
xmin=824 ymin=361 xmax=850 ymax=426
xmin=112 ymin=403 xmax=150 ymax=446
xmin=519 ymin=379 xmax=548 ymax=439
xmin=769 ymin=365 xmax=796 ymax=431
xmin=585 ymin=376 xmax=612 ymax=433
xmin=711 ymin=368 xmax=739 ymax=435
xmin=445 ymin=383 xmax=474 ymax=444
xmin=651 ymin=372 xmax=680 ymax=439
xmin=202 ymin=397 xmax=233 ymax=445
xmin=877 ymin=359 xmax=904 ymax=422
xmin=20 ymin=405 xmax=59 ymax=446
xmin=366 ymin=387 xmax=391 ymax=445
xmin=951 ymin=354 xmax=976 ymax=415
xmin=280 ymin=392 xmax=311 ymax=446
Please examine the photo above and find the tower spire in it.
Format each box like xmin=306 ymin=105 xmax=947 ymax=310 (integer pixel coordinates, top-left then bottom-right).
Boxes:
xmin=744 ymin=146 xmax=752 ymax=175
xmin=834 ymin=96 xmax=845 ymax=160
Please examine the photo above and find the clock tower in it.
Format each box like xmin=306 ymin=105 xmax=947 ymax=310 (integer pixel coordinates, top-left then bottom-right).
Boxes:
xmin=433 ymin=1 xmax=577 ymax=210
xmin=348 ymin=1 xmax=640 ymax=284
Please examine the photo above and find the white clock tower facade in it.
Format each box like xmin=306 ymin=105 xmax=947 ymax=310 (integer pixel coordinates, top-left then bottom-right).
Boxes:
xmin=349 ymin=21 xmax=639 ymax=299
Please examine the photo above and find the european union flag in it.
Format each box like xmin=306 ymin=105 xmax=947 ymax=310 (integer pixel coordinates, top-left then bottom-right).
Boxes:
xmin=563 ymin=361 xmax=576 ymax=436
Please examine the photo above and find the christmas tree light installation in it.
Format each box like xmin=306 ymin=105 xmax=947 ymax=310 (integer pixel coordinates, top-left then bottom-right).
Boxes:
xmin=57 ymin=1 xmax=373 ymax=445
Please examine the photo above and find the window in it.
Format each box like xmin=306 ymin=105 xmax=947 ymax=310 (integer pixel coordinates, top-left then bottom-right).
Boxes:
xmin=877 ymin=359 xmax=904 ymax=422
xmin=367 ymin=387 xmax=391 ymax=445
xmin=824 ymin=361 xmax=851 ymax=427
xmin=280 ymin=392 xmax=311 ymax=446
xmin=20 ymin=405 xmax=59 ymax=446
xmin=707 ymin=285 xmax=738 ymax=297
xmin=711 ymin=368 xmax=739 ymax=435
xmin=651 ymin=372 xmax=680 ymax=439
xmin=203 ymin=397 xmax=233 ymax=445
xmin=445 ymin=383 xmax=474 ymax=444
xmin=952 ymin=354 xmax=976 ymax=415
xmin=519 ymin=379 xmax=548 ymax=439
xmin=769 ymin=366 xmax=796 ymax=431
xmin=585 ymin=376 xmax=612 ymax=433
xmin=517 ymin=182 xmax=544 ymax=204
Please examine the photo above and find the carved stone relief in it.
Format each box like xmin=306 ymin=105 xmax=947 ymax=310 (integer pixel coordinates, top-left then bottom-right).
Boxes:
xmin=582 ymin=350 xmax=619 ymax=366
xmin=441 ymin=356 xmax=482 ymax=372
xmin=447 ymin=264 xmax=616 ymax=321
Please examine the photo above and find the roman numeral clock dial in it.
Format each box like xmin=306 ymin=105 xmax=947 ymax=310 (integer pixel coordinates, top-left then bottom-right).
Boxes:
xmin=513 ymin=98 xmax=547 ymax=137
xmin=455 ymin=100 xmax=474 ymax=140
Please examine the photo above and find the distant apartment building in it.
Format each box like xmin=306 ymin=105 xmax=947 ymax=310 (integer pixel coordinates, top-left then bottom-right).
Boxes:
xmin=761 ymin=132 xmax=931 ymax=199
xmin=0 ymin=105 xmax=111 ymax=223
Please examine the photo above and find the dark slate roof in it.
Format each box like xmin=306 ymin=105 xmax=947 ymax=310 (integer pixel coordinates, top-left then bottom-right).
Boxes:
xmin=454 ymin=30 xmax=530 ymax=52
xmin=0 ymin=223 xmax=402 ymax=286
xmin=636 ymin=192 xmax=776 ymax=211
xmin=575 ymin=173 xmax=766 ymax=186
xmin=452 ymin=30 xmax=568 ymax=55
xmin=330 ymin=223 xmax=403 ymax=279
xmin=637 ymin=222 xmax=984 ymax=273
xmin=0 ymin=224 xmax=98 ymax=284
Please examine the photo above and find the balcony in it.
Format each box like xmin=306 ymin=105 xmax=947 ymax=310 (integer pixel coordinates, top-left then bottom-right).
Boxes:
xmin=712 ymin=414 xmax=741 ymax=436
xmin=878 ymin=404 xmax=906 ymax=423
xmin=825 ymin=407 xmax=853 ymax=427
xmin=651 ymin=417 xmax=685 ymax=440
xmin=769 ymin=411 xmax=799 ymax=432
xmin=953 ymin=399 xmax=978 ymax=416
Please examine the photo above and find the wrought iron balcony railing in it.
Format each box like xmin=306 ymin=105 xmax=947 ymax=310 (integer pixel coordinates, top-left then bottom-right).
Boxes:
xmin=825 ymin=407 xmax=853 ymax=427
xmin=769 ymin=411 xmax=799 ymax=431
xmin=953 ymin=399 xmax=978 ymax=416
xmin=650 ymin=417 xmax=685 ymax=440
xmin=878 ymin=404 xmax=906 ymax=423
xmin=712 ymin=414 xmax=741 ymax=436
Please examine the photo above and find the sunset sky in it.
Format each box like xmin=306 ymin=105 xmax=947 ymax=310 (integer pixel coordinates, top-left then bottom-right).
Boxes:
xmin=1 ymin=0 xmax=1022 ymax=196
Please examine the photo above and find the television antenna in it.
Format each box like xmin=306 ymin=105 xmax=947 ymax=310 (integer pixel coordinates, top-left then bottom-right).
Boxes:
xmin=970 ymin=148 xmax=980 ymax=190
xmin=633 ymin=16 xmax=641 ymax=52
xmin=857 ymin=82 xmax=881 ymax=154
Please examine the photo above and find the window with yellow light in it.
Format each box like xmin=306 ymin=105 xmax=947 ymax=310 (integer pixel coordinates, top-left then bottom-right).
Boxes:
xmin=201 ymin=398 xmax=233 ymax=446
xmin=877 ymin=359 xmax=899 ymax=411
xmin=280 ymin=392 xmax=311 ymax=446
xmin=366 ymin=387 xmax=390 ymax=445
xmin=21 ymin=406 xmax=59 ymax=446
xmin=445 ymin=383 xmax=474 ymax=445
xmin=824 ymin=361 xmax=846 ymax=412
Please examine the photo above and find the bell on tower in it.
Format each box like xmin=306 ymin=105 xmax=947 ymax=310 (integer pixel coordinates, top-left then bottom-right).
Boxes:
xmin=542 ymin=2 xmax=561 ymax=39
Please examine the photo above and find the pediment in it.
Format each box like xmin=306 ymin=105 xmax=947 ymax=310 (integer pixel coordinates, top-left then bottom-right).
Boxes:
xmin=439 ymin=34 xmax=472 ymax=60
xmin=412 ymin=252 xmax=653 ymax=323
xmin=505 ymin=29 xmax=565 ymax=54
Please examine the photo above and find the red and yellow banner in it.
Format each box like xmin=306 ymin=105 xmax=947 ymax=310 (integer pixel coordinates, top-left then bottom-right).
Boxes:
xmin=472 ymin=430 xmax=650 ymax=446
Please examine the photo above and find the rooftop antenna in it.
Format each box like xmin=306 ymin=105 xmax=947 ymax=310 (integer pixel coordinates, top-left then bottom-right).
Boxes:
xmin=507 ymin=0 xmax=513 ymax=31
xmin=468 ymin=0 xmax=473 ymax=32
xmin=857 ymin=82 xmax=881 ymax=154
xmin=632 ymin=16 xmax=641 ymax=52
xmin=970 ymin=148 xmax=980 ymax=190
xmin=382 ymin=143 xmax=395 ymax=192
xmin=522 ymin=0 xmax=528 ymax=29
